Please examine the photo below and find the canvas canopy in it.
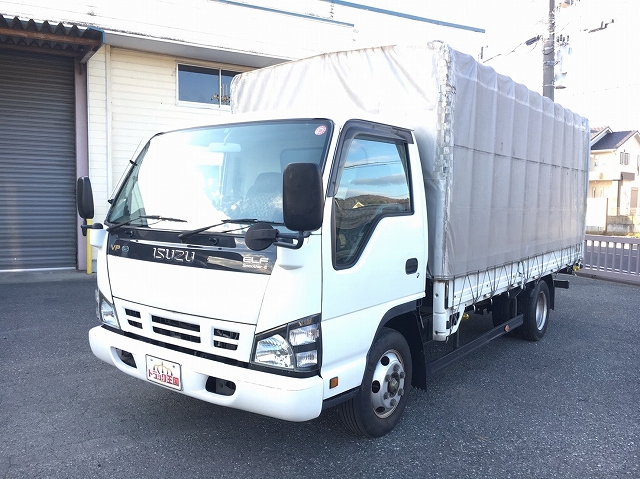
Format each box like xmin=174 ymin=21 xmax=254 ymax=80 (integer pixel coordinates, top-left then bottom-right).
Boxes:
xmin=232 ymin=42 xmax=589 ymax=280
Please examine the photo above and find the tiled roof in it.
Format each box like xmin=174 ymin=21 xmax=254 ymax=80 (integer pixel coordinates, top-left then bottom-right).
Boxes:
xmin=591 ymin=130 xmax=639 ymax=151
xmin=591 ymin=126 xmax=607 ymax=137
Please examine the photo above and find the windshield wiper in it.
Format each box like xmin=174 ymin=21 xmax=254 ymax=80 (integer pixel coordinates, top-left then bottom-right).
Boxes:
xmin=108 ymin=215 xmax=187 ymax=232
xmin=178 ymin=218 xmax=284 ymax=241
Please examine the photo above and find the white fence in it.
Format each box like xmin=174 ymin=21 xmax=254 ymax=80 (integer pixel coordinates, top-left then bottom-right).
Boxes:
xmin=581 ymin=235 xmax=640 ymax=284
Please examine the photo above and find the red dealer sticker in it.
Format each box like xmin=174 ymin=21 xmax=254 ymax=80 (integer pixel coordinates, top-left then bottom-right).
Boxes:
xmin=314 ymin=125 xmax=327 ymax=136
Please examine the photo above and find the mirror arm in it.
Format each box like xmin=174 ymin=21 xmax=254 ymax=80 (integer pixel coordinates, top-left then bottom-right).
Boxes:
xmin=80 ymin=222 xmax=104 ymax=236
xmin=244 ymin=221 xmax=311 ymax=251
xmin=273 ymin=231 xmax=310 ymax=250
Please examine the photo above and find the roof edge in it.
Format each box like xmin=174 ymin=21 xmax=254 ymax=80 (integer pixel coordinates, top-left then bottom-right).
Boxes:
xmin=0 ymin=14 xmax=104 ymax=63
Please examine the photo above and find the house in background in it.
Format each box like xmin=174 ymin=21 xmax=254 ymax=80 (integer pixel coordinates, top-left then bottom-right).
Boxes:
xmin=586 ymin=127 xmax=640 ymax=233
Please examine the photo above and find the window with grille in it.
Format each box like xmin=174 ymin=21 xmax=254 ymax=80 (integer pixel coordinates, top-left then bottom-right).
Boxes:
xmin=620 ymin=151 xmax=630 ymax=165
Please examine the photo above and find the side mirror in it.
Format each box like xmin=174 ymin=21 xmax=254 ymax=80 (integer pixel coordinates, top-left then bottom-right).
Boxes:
xmin=76 ymin=177 xmax=96 ymax=237
xmin=282 ymin=163 xmax=323 ymax=232
xmin=245 ymin=164 xmax=324 ymax=252
xmin=76 ymin=177 xmax=95 ymax=220
xmin=244 ymin=222 xmax=278 ymax=251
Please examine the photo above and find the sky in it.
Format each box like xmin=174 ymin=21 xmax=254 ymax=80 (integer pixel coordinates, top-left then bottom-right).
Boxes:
xmin=357 ymin=0 xmax=640 ymax=132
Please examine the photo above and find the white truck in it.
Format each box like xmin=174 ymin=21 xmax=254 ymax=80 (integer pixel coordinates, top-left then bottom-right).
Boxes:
xmin=77 ymin=42 xmax=589 ymax=437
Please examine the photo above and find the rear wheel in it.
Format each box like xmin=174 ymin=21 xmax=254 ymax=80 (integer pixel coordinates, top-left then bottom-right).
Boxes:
xmin=338 ymin=328 xmax=412 ymax=438
xmin=520 ymin=280 xmax=550 ymax=341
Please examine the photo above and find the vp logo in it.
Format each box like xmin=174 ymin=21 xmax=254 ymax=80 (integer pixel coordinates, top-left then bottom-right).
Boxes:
xmin=110 ymin=244 xmax=128 ymax=253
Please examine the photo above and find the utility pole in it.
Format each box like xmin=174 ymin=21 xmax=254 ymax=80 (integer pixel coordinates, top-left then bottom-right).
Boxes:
xmin=542 ymin=0 xmax=556 ymax=100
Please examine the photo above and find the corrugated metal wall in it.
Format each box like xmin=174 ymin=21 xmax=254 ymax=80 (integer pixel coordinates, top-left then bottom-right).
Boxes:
xmin=0 ymin=49 xmax=77 ymax=271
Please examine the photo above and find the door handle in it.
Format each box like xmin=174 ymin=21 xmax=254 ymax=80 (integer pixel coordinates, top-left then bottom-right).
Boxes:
xmin=405 ymin=258 xmax=418 ymax=274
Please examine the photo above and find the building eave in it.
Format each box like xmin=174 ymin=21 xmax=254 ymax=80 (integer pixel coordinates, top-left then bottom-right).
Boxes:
xmin=0 ymin=14 xmax=104 ymax=63
xmin=103 ymin=30 xmax=290 ymax=68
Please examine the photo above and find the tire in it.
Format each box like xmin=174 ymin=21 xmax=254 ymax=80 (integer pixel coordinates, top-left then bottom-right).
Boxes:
xmin=338 ymin=328 xmax=412 ymax=438
xmin=519 ymin=280 xmax=550 ymax=341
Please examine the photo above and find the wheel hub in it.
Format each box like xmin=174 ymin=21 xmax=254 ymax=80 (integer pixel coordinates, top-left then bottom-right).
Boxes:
xmin=535 ymin=290 xmax=548 ymax=330
xmin=370 ymin=350 xmax=405 ymax=418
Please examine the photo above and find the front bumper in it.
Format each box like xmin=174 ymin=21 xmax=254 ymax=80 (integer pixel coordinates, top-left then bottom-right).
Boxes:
xmin=89 ymin=325 xmax=324 ymax=422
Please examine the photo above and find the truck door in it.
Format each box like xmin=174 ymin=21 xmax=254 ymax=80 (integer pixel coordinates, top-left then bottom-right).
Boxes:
xmin=321 ymin=121 xmax=426 ymax=375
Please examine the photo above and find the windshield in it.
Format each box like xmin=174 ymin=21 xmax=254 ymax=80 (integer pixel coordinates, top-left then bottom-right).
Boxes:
xmin=106 ymin=120 xmax=332 ymax=232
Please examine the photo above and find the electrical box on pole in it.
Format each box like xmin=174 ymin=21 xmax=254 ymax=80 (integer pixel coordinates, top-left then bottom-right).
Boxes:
xmin=554 ymin=35 xmax=571 ymax=89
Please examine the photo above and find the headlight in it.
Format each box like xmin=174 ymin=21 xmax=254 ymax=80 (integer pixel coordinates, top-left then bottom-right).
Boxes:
xmin=289 ymin=323 xmax=320 ymax=346
xmin=252 ymin=315 xmax=321 ymax=372
xmin=255 ymin=334 xmax=293 ymax=369
xmin=96 ymin=290 xmax=120 ymax=329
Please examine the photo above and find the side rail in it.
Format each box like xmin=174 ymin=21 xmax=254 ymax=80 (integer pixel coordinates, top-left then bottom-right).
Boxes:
xmin=581 ymin=235 xmax=640 ymax=284
xmin=448 ymin=244 xmax=582 ymax=310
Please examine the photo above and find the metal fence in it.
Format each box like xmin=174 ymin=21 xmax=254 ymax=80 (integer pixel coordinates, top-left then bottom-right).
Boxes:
xmin=581 ymin=234 xmax=640 ymax=284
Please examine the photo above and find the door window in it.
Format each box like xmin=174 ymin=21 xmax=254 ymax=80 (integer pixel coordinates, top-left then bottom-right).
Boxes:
xmin=333 ymin=136 xmax=411 ymax=268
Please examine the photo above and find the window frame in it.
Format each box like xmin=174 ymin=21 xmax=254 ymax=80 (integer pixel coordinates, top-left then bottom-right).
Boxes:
xmin=620 ymin=151 xmax=630 ymax=166
xmin=104 ymin=119 xmax=335 ymax=228
xmin=328 ymin=120 xmax=414 ymax=270
xmin=176 ymin=63 xmax=242 ymax=109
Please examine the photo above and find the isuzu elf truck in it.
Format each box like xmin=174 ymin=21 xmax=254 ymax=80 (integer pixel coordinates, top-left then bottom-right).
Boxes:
xmin=76 ymin=43 xmax=589 ymax=437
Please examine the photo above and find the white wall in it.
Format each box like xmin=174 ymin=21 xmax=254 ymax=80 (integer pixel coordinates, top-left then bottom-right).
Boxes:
xmin=328 ymin=1 xmax=482 ymax=54
xmin=3 ymin=0 xmax=487 ymax=61
xmin=87 ymin=46 xmax=109 ymax=223
xmin=589 ymin=136 xmax=640 ymax=215
xmin=2 ymin=0 xmax=355 ymax=62
xmin=87 ymin=46 xmax=250 ymax=222
xmin=586 ymin=197 xmax=607 ymax=232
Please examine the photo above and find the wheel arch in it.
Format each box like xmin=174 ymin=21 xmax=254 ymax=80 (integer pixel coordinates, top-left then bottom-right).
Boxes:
xmin=521 ymin=274 xmax=555 ymax=309
xmin=542 ymin=274 xmax=555 ymax=310
xmin=376 ymin=303 xmax=427 ymax=391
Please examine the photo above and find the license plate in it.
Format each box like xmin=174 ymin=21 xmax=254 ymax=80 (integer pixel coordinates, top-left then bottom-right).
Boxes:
xmin=146 ymin=355 xmax=182 ymax=390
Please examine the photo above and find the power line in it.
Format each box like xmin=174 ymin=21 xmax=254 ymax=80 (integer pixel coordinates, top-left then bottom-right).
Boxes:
xmin=482 ymin=36 xmax=540 ymax=64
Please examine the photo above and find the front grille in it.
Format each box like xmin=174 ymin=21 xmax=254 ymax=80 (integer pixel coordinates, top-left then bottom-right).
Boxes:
xmin=214 ymin=328 xmax=240 ymax=351
xmin=117 ymin=302 xmax=246 ymax=357
xmin=152 ymin=315 xmax=201 ymax=343
xmin=152 ymin=315 xmax=200 ymax=332
xmin=125 ymin=308 xmax=142 ymax=329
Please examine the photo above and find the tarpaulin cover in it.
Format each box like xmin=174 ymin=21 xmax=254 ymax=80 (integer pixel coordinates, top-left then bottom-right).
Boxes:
xmin=231 ymin=43 xmax=589 ymax=280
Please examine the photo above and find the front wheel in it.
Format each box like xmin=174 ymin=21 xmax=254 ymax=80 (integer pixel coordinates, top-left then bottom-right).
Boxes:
xmin=338 ymin=328 xmax=412 ymax=437
xmin=520 ymin=280 xmax=550 ymax=341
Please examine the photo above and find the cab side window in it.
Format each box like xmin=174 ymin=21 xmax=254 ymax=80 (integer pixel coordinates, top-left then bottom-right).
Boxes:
xmin=333 ymin=136 xmax=411 ymax=268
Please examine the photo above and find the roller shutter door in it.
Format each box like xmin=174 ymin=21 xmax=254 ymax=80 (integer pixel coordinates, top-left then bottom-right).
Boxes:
xmin=0 ymin=50 xmax=77 ymax=271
